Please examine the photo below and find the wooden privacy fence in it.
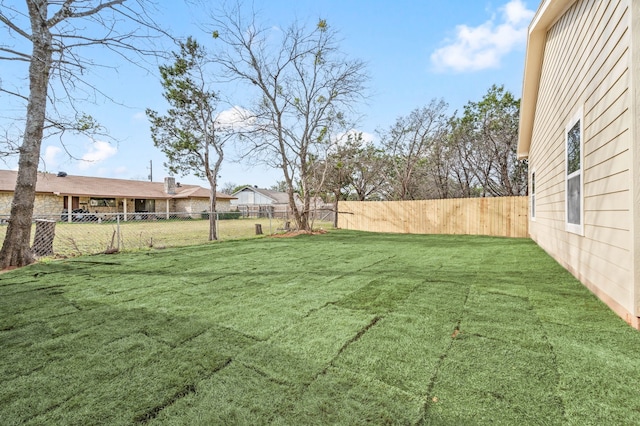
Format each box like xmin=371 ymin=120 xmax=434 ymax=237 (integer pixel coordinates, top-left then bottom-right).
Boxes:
xmin=337 ymin=196 xmax=529 ymax=238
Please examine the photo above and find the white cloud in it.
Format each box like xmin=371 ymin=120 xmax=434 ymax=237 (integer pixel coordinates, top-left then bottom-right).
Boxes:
xmin=42 ymin=145 xmax=62 ymax=170
xmin=78 ymin=140 xmax=117 ymax=170
xmin=333 ymin=130 xmax=375 ymax=146
xmin=503 ymin=0 xmax=535 ymax=25
xmin=430 ymin=0 xmax=535 ymax=73
xmin=215 ymin=106 xmax=255 ymax=130
xmin=327 ymin=130 xmax=377 ymax=154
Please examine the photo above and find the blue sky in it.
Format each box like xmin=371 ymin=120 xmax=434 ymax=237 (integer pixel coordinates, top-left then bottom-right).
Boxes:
xmin=1 ymin=0 xmax=540 ymax=189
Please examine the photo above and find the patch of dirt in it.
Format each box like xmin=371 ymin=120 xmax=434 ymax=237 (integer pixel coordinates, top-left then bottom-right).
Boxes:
xmin=269 ymin=229 xmax=328 ymax=238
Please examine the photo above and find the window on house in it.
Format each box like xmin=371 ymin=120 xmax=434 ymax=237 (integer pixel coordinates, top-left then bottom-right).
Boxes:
xmin=565 ymin=109 xmax=583 ymax=234
xmin=531 ymin=170 xmax=535 ymax=220
xmin=135 ymin=199 xmax=155 ymax=212
xmin=89 ymin=198 xmax=116 ymax=207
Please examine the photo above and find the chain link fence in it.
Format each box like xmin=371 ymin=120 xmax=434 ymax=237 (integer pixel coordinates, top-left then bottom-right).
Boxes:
xmin=235 ymin=204 xmax=335 ymax=223
xmin=0 ymin=212 xmax=332 ymax=259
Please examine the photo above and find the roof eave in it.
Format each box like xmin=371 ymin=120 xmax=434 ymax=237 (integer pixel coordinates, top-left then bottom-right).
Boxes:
xmin=517 ymin=0 xmax=578 ymax=160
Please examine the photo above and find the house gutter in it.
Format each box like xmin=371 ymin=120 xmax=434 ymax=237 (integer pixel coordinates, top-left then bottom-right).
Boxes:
xmin=517 ymin=0 xmax=578 ymax=160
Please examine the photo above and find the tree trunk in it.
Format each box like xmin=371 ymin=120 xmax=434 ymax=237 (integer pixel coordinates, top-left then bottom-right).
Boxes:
xmin=300 ymin=191 xmax=310 ymax=231
xmin=333 ymin=190 xmax=340 ymax=228
xmin=285 ymin=179 xmax=306 ymax=231
xmin=0 ymin=24 xmax=52 ymax=269
xmin=208 ymin=186 xmax=218 ymax=241
xmin=207 ymin=155 xmax=223 ymax=242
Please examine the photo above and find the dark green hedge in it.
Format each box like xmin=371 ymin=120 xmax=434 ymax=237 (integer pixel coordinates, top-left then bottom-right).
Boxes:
xmin=201 ymin=211 xmax=242 ymax=220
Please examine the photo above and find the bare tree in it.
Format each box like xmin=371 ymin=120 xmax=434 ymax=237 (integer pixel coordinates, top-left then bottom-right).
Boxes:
xmin=220 ymin=181 xmax=237 ymax=195
xmin=379 ymin=99 xmax=448 ymax=200
xmin=348 ymin=141 xmax=388 ymax=201
xmin=420 ymin=119 xmax=481 ymax=200
xmin=452 ymin=85 xmax=526 ymax=197
xmin=423 ymin=130 xmax=454 ymax=199
xmin=311 ymin=133 xmax=388 ymax=226
xmin=314 ymin=134 xmax=360 ymax=227
xmin=269 ymin=180 xmax=289 ymax=193
xmin=208 ymin=6 xmax=368 ymax=231
xmin=448 ymin=117 xmax=482 ymax=197
xmin=0 ymin=1 xmax=168 ymax=268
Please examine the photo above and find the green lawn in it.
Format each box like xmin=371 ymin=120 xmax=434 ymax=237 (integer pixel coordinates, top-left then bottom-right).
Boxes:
xmin=1 ymin=217 xmax=330 ymax=257
xmin=1 ymin=231 xmax=639 ymax=425
xmin=49 ymin=217 xmax=298 ymax=256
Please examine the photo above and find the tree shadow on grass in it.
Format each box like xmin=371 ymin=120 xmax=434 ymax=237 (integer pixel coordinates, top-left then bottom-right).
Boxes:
xmin=0 ymin=284 xmax=256 ymax=425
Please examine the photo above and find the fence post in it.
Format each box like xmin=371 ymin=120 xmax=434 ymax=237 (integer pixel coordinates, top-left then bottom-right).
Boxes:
xmin=116 ymin=214 xmax=121 ymax=250
xmin=216 ymin=212 xmax=219 ymax=240
xmin=32 ymin=219 xmax=55 ymax=257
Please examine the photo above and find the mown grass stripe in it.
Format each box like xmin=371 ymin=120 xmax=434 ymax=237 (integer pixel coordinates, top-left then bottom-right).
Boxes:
xmin=134 ymin=358 xmax=233 ymax=424
xmin=0 ymin=231 xmax=639 ymax=424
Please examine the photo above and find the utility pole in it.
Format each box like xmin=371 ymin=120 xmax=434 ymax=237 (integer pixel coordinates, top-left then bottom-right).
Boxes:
xmin=148 ymin=160 xmax=153 ymax=181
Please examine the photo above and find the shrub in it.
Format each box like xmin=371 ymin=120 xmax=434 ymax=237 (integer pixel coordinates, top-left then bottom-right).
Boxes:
xmin=201 ymin=211 xmax=242 ymax=220
xmin=219 ymin=212 xmax=242 ymax=220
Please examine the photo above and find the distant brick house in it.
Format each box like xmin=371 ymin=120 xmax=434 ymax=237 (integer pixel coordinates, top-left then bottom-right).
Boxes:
xmin=0 ymin=170 xmax=235 ymax=221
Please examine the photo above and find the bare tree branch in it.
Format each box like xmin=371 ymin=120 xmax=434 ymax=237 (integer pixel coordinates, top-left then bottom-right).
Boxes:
xmin=207 ymin=4 xmax=368 ymax=230
xmin=0 ymin=11 xmax=31 ymax=39
xmin=0 ymin=87 xmax=28 ymax=100
xmin=0 ymin=0 xmax=173 ymax=268
xmin=0 ymin=46 xmax=31 ymax=60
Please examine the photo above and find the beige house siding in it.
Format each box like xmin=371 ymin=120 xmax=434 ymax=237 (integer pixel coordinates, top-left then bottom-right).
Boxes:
xmin=0 ymin=193 xmax=66 ymax=217
xmin=216 ymin=199 xmax=232 ymax=212
xmin=36 ymin=194 xmax=64 ymax=214
xmin=528 ymin=0 xmax=636 ymax=319
xmin=0 ymin=193 xmax=10 ymax=216
xmin=632 ymin=0 xmax=640 ymax=319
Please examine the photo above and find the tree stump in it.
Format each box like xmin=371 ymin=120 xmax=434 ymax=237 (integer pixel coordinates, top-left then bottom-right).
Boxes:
xmin=255 ymin=223 xmax=263 ymax=235
xmin=32 ymin=219 xmax=56 ymax=257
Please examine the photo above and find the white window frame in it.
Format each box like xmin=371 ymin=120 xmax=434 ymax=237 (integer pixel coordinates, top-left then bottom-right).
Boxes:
xmin=530 ymin=169 xmax=536 ymax=221
xmin=565 ymin=107 xmax=584 ymax=235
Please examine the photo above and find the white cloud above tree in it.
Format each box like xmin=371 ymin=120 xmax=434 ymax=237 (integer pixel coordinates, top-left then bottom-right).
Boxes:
xmin=78 ymin=140 xmax=117 ymax=170
xmin=430 ymin=0 xmax=534 ymax=73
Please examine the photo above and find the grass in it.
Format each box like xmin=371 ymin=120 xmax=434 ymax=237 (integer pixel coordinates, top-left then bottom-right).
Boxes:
xmin=1 ymin=230 xmax=640 ymax=425
xmin=52 ymin=217 xmax=290 ymax=255
xmin=1 ymin=217 xmax=332 ymax=257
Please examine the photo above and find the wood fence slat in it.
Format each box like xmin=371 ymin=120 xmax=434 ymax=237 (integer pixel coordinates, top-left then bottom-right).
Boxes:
xmin=337 ymin=197 xmax=529 ymax=238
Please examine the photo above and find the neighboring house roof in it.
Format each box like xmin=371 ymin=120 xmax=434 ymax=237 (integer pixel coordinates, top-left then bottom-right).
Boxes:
xmin=171 ymin=185 xmax=220 ymax=199
xmin=517 ymin=0 xmax=577 ymax=159
xmin=254 ymin=188 xmax=290 ymax=204
xmin=233 ymin=186 xmax=291 ymax=204
xmin=0 ymin=170 xmax=235 ymax=200
xmin=232 ymin=185 xmax=328 ymax=208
